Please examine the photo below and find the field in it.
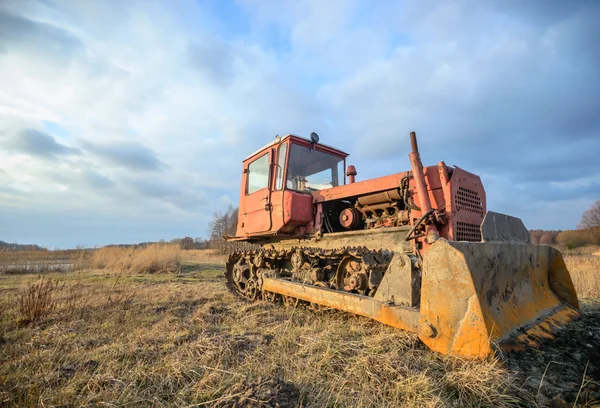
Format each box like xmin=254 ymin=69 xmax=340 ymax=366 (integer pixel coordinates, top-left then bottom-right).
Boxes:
xmin=0 ymin=246 xmax=599 ymax=407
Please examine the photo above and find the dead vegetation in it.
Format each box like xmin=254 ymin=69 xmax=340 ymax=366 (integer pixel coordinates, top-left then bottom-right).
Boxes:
xmin=89 ymin=243 xmax=182 ymax=274
xmin=181 ymin=248 xmax=228 ymax=264
xmin=0 ymin=268 xmax=531 ymax=408
xmin=16 ymin=277 xmax=58 ymax=325
xmin=0 ymin=249 xmax=598 ymax=407
xmin=565 ymin=246 xmax=600 ymax=299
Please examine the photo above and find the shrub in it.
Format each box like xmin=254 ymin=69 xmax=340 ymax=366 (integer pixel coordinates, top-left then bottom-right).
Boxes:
xmin=557 ymin=227 xmax=600 ymax=249
xmin=17 ymin=277 xmax=58 ymax=325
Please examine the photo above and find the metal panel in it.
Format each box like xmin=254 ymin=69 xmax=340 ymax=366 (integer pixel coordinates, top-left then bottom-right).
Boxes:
xmin=262 ymin=278 xmax=420 ymax=333
xmin=481 ymin=211 xmax=531 ymax=243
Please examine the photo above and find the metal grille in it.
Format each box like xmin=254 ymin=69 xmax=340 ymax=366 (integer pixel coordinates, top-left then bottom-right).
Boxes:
xmin=456 ymin=187 xmax=483 ymax=214
xmin=456 ymin=221 xmax=482 ymax=242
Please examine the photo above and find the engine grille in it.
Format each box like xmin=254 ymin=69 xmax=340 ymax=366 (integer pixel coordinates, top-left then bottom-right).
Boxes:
xmin=455 ymin=187 xmax=484 ymax=215
xmin=456 ymin=221 xmax=482 ymax=242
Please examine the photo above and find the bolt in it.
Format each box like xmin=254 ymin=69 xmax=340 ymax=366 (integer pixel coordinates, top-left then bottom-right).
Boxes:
xmin=420 ymin=323 xmax=436 ymax=338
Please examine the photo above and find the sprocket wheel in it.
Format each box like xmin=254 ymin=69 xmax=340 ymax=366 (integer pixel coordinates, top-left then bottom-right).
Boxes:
xmin=245 ymin=278 xmax=260 ymax=300
xmin=232 ymin=259 xmax=251 ymax=296
xmin=336 ymin=256 xmax=367 ymax=293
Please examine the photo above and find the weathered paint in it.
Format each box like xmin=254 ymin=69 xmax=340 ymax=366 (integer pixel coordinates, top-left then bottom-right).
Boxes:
xmin=262 ymin=278 xmax=420 ymax=333
xmin=269 ymin=226 xmax=411 ymax=252
xmin=227 ymin=132 xmax=580 ymax=359
xmin=264 ymin=239 xmax=580 ymax=358
xmin=419 ymin=239 xmax=580 ymax=357
xmin=311 ymin=173 xmax=407 ymax=203
xmin=282 ymin=191 xmax=313 ymax=227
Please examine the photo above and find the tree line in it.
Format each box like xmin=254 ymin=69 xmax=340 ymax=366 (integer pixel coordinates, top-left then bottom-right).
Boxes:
xmin=529 ymin=200 xmax=600 ymax=248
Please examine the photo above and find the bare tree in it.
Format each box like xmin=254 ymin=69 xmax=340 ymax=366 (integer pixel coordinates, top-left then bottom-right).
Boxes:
xmin=209 ymin=205 xmax=239 ymax=253
xmin=578 ymin=200 xmax=600 ymax=229
xmin=179 ymin=237 xmax=194 ymax=250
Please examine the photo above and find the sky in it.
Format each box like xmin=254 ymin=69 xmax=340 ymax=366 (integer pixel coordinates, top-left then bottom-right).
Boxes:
xmin=0 ymin=0 xmax=599 ymax=248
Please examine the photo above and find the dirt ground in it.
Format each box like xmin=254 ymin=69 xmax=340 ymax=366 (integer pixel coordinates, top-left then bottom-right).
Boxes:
xmin=504 ymin=300 xmax=600 ymax=407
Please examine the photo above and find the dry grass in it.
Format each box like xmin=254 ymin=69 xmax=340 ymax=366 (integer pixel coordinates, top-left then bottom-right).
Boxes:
xmin=0 ymin=266 xmax=532 ymax=408
xmin=182 ymin=249 xmax=228 ymax=264
xmin=90 ymin=244 xmax=181 ymax=274
xmin=0 ymin=246 xmax=598 ymax=407
xmin=565 ymin=251 xmax=600 ymax=299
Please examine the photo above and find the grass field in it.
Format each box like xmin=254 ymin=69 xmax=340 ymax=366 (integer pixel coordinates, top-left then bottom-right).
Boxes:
xmin=0 ymin=247 xmax=598 ymax=407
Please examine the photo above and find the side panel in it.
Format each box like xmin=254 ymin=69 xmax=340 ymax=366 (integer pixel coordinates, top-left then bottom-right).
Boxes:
xmin=282 ymin=191 xmax=313 ymax=229
xmin=312 ymin=173 xmax=408 ymax=202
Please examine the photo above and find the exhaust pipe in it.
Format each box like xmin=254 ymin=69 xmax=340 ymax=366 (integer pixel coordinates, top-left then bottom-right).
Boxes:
xmin=408 ymin=132 xmax=439 ymax=243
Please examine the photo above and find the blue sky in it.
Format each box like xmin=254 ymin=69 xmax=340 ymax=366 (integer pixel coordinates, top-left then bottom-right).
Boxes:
xmin=0 ymin=0 xmax=599 ymax=248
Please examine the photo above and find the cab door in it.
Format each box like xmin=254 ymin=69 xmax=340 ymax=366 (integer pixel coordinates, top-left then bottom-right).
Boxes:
xmin=269 ymin=142 xmax=288 ymax=232
xmin=242 ymin=151 xmax=272 ymax=233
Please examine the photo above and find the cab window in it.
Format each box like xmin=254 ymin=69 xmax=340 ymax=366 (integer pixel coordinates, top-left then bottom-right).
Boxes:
xmin=246 ymin=153 xmax=270 ymax=194
xmin=275 ymin=143 xmax=287 ymax=190
xmin=287 ymin=143 xmax=345 ymax=192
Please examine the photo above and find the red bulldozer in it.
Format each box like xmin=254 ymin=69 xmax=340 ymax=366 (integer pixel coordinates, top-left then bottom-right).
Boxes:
xmin=225 ymin=131 xmax=579 ymax=358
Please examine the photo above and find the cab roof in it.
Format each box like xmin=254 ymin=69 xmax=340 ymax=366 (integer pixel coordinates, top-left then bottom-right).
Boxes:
xmin=244 ymin=134 xmax=349 ymax=162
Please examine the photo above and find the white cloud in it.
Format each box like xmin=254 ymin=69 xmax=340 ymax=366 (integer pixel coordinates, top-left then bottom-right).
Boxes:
xmin=0 ymin=0 xmax=598 ymax=246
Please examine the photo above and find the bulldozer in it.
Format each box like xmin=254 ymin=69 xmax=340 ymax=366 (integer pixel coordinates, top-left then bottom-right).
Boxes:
xmin=225 ymin=131 xmax=579 ymax=358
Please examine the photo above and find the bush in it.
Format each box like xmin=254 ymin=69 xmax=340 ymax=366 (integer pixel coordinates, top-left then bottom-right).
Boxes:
xmin=557 ymin=227 xmax=600 ymax=249
xmin=17 ymin=277 xmax=58 ymax=325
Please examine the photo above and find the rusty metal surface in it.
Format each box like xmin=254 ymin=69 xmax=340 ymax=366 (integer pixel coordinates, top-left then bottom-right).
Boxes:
xmin=339 ymin=208 xmax=360 ymax=229
xmin=373 ymin=253 xmax=420 ymax=307
xmin=408 ymin=131 xmax=433 ymax=215
xmin=225 ymin=235 xmax=580 ymax=359
xmin=267 ymin=226 xmax=411 ymax=252
xmin=419 ymin=239 xmax=580 ymax=357
xmin=263 ymin=277 xmax=420 ymax=333
xmin=481 ymin=211 xmax=531 ymax=243
xmin=346 ymin=165 xmax=357 ymax=183
xmin=311 ymin=173 xmax=409 ymax=203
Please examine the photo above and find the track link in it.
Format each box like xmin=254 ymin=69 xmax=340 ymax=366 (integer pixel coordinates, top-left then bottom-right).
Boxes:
xmin=224 ymin=246 xmax=393 ymax=305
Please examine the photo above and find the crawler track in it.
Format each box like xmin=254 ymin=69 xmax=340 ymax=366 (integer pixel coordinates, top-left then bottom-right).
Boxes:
xmin=224 ymin=247 xmax=393 ymax=305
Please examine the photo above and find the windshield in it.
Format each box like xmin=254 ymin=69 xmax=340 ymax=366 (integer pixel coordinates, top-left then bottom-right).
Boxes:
xmin=287 ymin=143 xmax=345 ymax=192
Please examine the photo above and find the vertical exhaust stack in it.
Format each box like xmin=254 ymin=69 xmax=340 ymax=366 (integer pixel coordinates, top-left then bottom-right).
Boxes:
xmin=408 ymin=132 xmax=439 ymax=243
xmin=346 ymin=165 xmax=357 ymax=184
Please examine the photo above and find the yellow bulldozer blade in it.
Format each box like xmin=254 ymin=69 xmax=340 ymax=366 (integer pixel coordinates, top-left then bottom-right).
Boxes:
xmin=419 ymin=239 xmax=580 ymax=358
xmin=261 ymin=238 xmax=580 ymax=358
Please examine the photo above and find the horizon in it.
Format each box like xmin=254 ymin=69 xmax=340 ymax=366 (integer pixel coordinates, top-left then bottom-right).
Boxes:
xmin=1 ymin=1 xmax=599 ymax=248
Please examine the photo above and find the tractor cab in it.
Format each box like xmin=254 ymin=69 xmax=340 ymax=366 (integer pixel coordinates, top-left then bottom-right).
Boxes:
xmin=235 ymin=134 xmax=348 ymax=239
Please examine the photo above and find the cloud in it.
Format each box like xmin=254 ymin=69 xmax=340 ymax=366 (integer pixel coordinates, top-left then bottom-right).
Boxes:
xmin=128 ymin=177 xmax=179 ymax=198
xmin=313 ymin=1 xmax=600 ymax=226
xmin=0 ymin=0 xmax=598 ymax=246
xmin=2 ymin=128 xmax=81 ymax=158
xmin=83 ymin=169 xmax=115 ymax=189
xmin=80 ymin=140 xmax=165 ymax=172
xmin=187 ymin=38 xmax=235 ymax=84
xmin=0 ymin=7 xmax=82 ymax=61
